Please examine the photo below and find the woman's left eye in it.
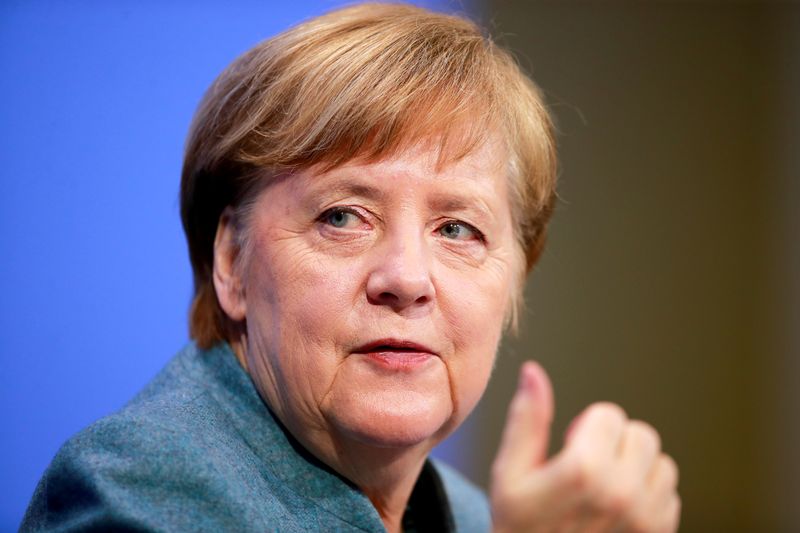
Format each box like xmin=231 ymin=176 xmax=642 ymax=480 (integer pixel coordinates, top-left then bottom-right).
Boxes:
xmin=319 ymin=207 xmax=362 ymax=229
xmin=438 ymin=221 xmax=483 ymax=242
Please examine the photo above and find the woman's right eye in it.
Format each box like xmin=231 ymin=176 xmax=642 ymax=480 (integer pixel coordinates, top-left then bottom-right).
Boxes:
xmin=319 ymin=207 xmax=361 ymax=229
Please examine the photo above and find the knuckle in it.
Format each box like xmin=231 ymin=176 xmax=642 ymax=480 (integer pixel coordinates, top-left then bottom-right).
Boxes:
xmin=589 ymin=401 xmax=628 ymax=425
xmin=629 ymin=420 xmax=661 ymax=452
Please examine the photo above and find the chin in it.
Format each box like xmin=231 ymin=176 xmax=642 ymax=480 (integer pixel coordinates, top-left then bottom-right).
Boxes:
xmin=326 ymin=395 xmax=454 ymax=450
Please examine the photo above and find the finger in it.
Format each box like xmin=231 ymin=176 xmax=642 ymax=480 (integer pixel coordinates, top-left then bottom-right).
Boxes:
xmin=641 ymin=492 xmax=681 ymax=533
xmin=645 ymin=453 xmax=680 ymax=519
xmin=596 ymin=422 xmax=661 ymax=532
xmin=628 ymin=454 xmax=679 ymax=532
xmin=663 ymin=493 xmax=682 ymax=533
xmin=492 ymin=361 xmax=554 ymax=486
xmin=618 ymin=420 xmax=661 ymax=482
xmin=647 ymin=453 xmax=679 ymax=493
xmin=563 ymin=402 xmax=627 ymax=462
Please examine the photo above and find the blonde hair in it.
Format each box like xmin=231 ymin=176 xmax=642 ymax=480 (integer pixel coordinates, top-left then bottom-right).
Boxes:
xmin=180 ymin=2 xmax=557 ymax=349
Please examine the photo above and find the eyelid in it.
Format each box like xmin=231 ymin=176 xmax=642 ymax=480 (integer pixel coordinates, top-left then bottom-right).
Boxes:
xmin=318 ymin=205 xmax=360 ymax=219
xmin=438 ymin=219 xmax=486 ymax=243
xmin=317 ymin=205 xmax=371 ymax=229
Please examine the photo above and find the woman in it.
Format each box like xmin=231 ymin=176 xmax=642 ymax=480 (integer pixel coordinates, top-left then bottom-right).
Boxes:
xmin=23 ymin=3 xmax=679 ymax=532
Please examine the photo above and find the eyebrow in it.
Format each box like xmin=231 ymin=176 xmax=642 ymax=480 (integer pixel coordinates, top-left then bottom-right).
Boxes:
xmin=310 ymin=179 xmax=388 ymax=202
xmin=428 ymin=192 xmax=496 ymax=221
xmin=429 ymin=195 xmax=472 ymax=213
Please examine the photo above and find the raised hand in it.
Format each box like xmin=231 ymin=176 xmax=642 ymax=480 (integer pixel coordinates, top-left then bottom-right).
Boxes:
xmin=490 ymin=361 xmax=680 ymax=533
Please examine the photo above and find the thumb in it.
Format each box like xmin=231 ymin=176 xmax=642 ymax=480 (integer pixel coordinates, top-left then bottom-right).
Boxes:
xmin=492 ymin=361 xmax=555 ymax=486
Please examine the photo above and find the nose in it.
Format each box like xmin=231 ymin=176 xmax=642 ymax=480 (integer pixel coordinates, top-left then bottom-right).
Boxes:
xmin=366 ymin=229 xmax=435 ymax=312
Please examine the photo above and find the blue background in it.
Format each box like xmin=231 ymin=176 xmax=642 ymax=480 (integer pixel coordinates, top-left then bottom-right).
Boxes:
xmin=0 ymin=1 xmax=476 ymax=529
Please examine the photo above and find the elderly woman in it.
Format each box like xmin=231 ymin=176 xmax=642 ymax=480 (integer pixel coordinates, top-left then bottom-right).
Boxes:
xmin=22 ymin=3 xmax=679 ymax=532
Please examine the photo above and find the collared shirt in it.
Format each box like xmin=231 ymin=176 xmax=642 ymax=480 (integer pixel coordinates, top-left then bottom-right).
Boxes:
xmin=22 ymin=343 xmax=491 ymax=532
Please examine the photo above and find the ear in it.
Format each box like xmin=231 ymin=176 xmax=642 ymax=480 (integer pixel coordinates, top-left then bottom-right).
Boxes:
xmin=213 ymin=207 xmax=247 ymax=322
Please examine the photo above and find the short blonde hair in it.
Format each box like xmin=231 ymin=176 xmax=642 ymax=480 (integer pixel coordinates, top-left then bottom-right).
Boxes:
xmin=180 ymin=2 xmax=557 ymax=349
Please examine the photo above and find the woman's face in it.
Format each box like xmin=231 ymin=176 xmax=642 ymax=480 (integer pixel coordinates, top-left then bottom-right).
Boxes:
xmin=232 ymin=139 xmax=519 ymax=454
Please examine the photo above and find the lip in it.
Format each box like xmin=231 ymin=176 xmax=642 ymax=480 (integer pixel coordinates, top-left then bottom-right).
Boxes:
xmin=353 ymin=338 xmax=438 ymax=355
xmin=352 ymin=338 xmax=438 ymax=370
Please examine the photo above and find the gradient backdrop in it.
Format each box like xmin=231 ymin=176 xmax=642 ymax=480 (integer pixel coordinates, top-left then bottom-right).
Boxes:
xmin=2 ymin=2 xmax=798 ymax=532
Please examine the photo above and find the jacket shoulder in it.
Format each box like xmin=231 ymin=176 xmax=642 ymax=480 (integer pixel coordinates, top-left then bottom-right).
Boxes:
xmin=19 ymin=351 xmax=315 ymax=533
xmin=22 ymin=397 xmax=259 ymax=531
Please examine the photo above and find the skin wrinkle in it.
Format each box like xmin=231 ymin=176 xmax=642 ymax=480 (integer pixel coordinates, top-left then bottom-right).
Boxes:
xmin=241 ymin=228 xmax=328 ymax=436
xmin=281 ymin=255 xmax=350 ymax=435
xmin=215 ymin=136 xmax=515 ymax=531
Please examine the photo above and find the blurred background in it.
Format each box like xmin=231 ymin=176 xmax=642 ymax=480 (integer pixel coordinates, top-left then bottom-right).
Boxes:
xmin=1 ymin=1 xmax=797 ymax=531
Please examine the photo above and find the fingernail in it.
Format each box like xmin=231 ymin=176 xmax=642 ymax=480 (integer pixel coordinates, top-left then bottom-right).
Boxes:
xmin=518 ymin=362 xmax=535 ymax=395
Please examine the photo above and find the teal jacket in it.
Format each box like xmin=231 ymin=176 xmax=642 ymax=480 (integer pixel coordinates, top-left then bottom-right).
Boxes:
xmin=21 ymin=343 xmax=491 ymax=532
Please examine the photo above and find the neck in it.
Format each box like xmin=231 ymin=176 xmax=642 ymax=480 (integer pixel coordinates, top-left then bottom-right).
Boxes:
xmin=294 ymin=433 xmax=430 ymax=533
xmin=327 ymin=437 xmax=430 ymax=533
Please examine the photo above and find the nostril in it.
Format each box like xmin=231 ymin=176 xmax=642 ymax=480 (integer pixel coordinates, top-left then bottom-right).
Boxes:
xmin=414 ymin=294 xmax=430 ymax=304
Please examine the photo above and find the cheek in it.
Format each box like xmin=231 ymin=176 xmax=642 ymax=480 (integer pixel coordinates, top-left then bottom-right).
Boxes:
xmin=245 ymin=241 xmax=364 ymax=390
xmin=450 ymin=312 xmax=503 ymax=417
xmin=247 ymin=231 xmax=352 ymax=322
xmin=438 ymin=264 xmax=510 ymax=417
xmin=275 ymin=256 xmax=365 ymax=339
xmin=438 ymin=250 xmax=513 ymax=334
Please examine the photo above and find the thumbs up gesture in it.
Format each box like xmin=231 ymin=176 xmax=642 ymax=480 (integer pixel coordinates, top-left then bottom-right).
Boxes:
xmin=490 ymin=362 xmax=681 ymax=533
